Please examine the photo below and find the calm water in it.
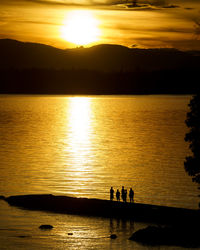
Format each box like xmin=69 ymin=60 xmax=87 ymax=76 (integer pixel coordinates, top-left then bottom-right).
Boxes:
xmin=0 ymin=95 xmax=199 ymax=249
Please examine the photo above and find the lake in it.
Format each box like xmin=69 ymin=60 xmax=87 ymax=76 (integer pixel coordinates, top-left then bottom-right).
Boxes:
xmin=0 ymin=95 xmax=199 ymax=249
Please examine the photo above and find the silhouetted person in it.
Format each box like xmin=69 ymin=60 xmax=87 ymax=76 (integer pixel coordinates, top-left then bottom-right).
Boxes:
xmin=124 ymin=189 xmax=127 ymax=202
xmin=129 ymin=188 xmax=134 ymax=202
xmin=121 ymin=186 xmax=125 ymax=202
xmin=110 ymin=187 xmax=114 ymax=201
xmin=116 ymin=189 xmax=120 ymax=201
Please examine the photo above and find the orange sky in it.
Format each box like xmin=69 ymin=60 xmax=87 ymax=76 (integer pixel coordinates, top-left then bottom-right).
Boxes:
xmin=0 ymin=0 xmax=200 ymax=50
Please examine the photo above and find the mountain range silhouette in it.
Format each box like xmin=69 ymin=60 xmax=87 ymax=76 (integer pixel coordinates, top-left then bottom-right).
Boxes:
xmin=0 ymin=39 xmax=199 ymax=94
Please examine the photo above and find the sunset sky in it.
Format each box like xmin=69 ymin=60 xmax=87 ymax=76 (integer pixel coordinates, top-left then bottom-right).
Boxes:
xmin=0 ymin=0 xmax=200 ymax=50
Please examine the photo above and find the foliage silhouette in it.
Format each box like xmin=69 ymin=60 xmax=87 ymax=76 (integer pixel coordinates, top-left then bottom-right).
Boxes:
xmin=0 ymin=68 xmax=199 ymax=95
xmin=184 ymin=94 xmax=200 ymax=183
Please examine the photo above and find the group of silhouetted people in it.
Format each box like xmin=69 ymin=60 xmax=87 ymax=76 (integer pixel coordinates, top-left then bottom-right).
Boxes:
xmin=110 ymin=186 xmax=134 ymax=202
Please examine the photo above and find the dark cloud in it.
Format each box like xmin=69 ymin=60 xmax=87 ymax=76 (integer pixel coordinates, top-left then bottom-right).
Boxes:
xmin=149 ymin=0 xmax=167 ymax=6
xmin=142 ymin=0 xmax=179 ymax=9
xmin=0 ymin=0 xmax=180 ymax=10
xmin=163 ymin=5 xmax=179 ymax=9
xmin=112 ymin=23 xmax=192 ymax=34
xmin=109 ymin=0 xmax=180 ymax=10
xmin=133 ymin=36 xmax=200 ymax=51
xmin=170 ymin=39 xmax=200 ymax=51
xmin=184 ymin=7 xmax=194 ymax=10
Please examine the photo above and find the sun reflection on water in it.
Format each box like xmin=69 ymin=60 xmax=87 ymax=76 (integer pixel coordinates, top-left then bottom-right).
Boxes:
xmin=68 ymin=97 xmax=91 ymax=144
xmin=65 ymin=97 xmax=94 ymax=188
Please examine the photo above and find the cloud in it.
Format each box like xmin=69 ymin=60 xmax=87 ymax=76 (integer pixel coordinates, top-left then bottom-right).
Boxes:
xmin=111 ymin=22 xmax=192 ymax=35
xmin=0 ymin=0 xmax=90 ymax=7
xmin=184 ymin=7 xmax=194 ymax=10
xmin=16 ymin=20 xmax=59 ymax=26
xmin=163 ymin=5 xmax=179 ymax=9
xmin=133 ymin=36 xmax=200 ymax=51
xmin=149 ymin=0 xmax=167 ymax=6
xmin=108 ymin=0 xmax=180 ymax=10
xmin=0 ymin=0 xmax=180 ymax=10
xmin=170 ymin=39 xmax=200 ymax=51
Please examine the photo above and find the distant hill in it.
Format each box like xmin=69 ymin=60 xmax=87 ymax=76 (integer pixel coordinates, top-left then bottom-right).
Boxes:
xmin=1 ymin=39 xmax=200 ymax=72
xmin=0 ymin=39 xmax=199 ymax=94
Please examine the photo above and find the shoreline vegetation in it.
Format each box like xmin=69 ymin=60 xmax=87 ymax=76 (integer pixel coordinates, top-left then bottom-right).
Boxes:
xmin=0 ymin=39 xmax=199 ymax=95
xmin=1 ymin=194 xmax=200 ymax=247
xmin=0 ymin=68 xmax=198 ymax=95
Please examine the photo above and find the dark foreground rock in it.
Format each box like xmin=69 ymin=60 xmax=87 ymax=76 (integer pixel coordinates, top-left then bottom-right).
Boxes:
xmin=129 ymin=225 xmax=200 ymax=248
xmin=3 ymin=194 xmax=200 ymax=225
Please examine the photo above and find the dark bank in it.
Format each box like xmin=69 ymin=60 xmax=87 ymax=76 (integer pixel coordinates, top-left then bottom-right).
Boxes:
xmin=1 ymin=194 xmax=200 ymax=225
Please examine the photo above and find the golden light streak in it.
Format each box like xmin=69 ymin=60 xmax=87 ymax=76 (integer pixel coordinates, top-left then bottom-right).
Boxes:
xmin=67 ymin=97 xmax=93 ymax=175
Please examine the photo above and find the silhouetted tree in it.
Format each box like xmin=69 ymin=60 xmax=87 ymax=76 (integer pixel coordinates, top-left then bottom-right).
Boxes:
xmin=184 ymin=94 xmax=200 ymax=183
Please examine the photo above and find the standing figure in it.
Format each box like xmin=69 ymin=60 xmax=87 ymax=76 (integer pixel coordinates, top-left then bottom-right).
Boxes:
xmin=116 ymin=189 xmax=120 ymax=201
xmin=124 ymin=189 xmax=127 ymax=202
xmin=121 ymin=186 xmax=125 ymax=202
xmin=129 ymin=188 xmax=134 ymax=202
xmin=110 ymin=187 xmax=114 ymax=201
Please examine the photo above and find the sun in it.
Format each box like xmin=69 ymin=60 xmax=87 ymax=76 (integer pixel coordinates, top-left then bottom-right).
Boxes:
xmin=61 ymin=10 xmax=100 ymax=46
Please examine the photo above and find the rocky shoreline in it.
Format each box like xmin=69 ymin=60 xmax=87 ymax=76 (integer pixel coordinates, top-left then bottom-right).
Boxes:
xmin=1 ymin=194 xmax=199 ymax=225
xmin=1 ymin=194 xmax=200 ymax=247
xmin=129 ymin=225 xmax=200 ymax=248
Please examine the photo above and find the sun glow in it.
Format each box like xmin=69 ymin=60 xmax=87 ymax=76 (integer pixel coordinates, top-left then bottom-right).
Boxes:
xmin=61 ymin=10 xmax=100 ymax=46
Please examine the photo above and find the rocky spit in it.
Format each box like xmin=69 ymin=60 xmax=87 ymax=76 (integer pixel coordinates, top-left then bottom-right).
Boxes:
xmin=1 ymin=194 xmax=200 ymax=247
